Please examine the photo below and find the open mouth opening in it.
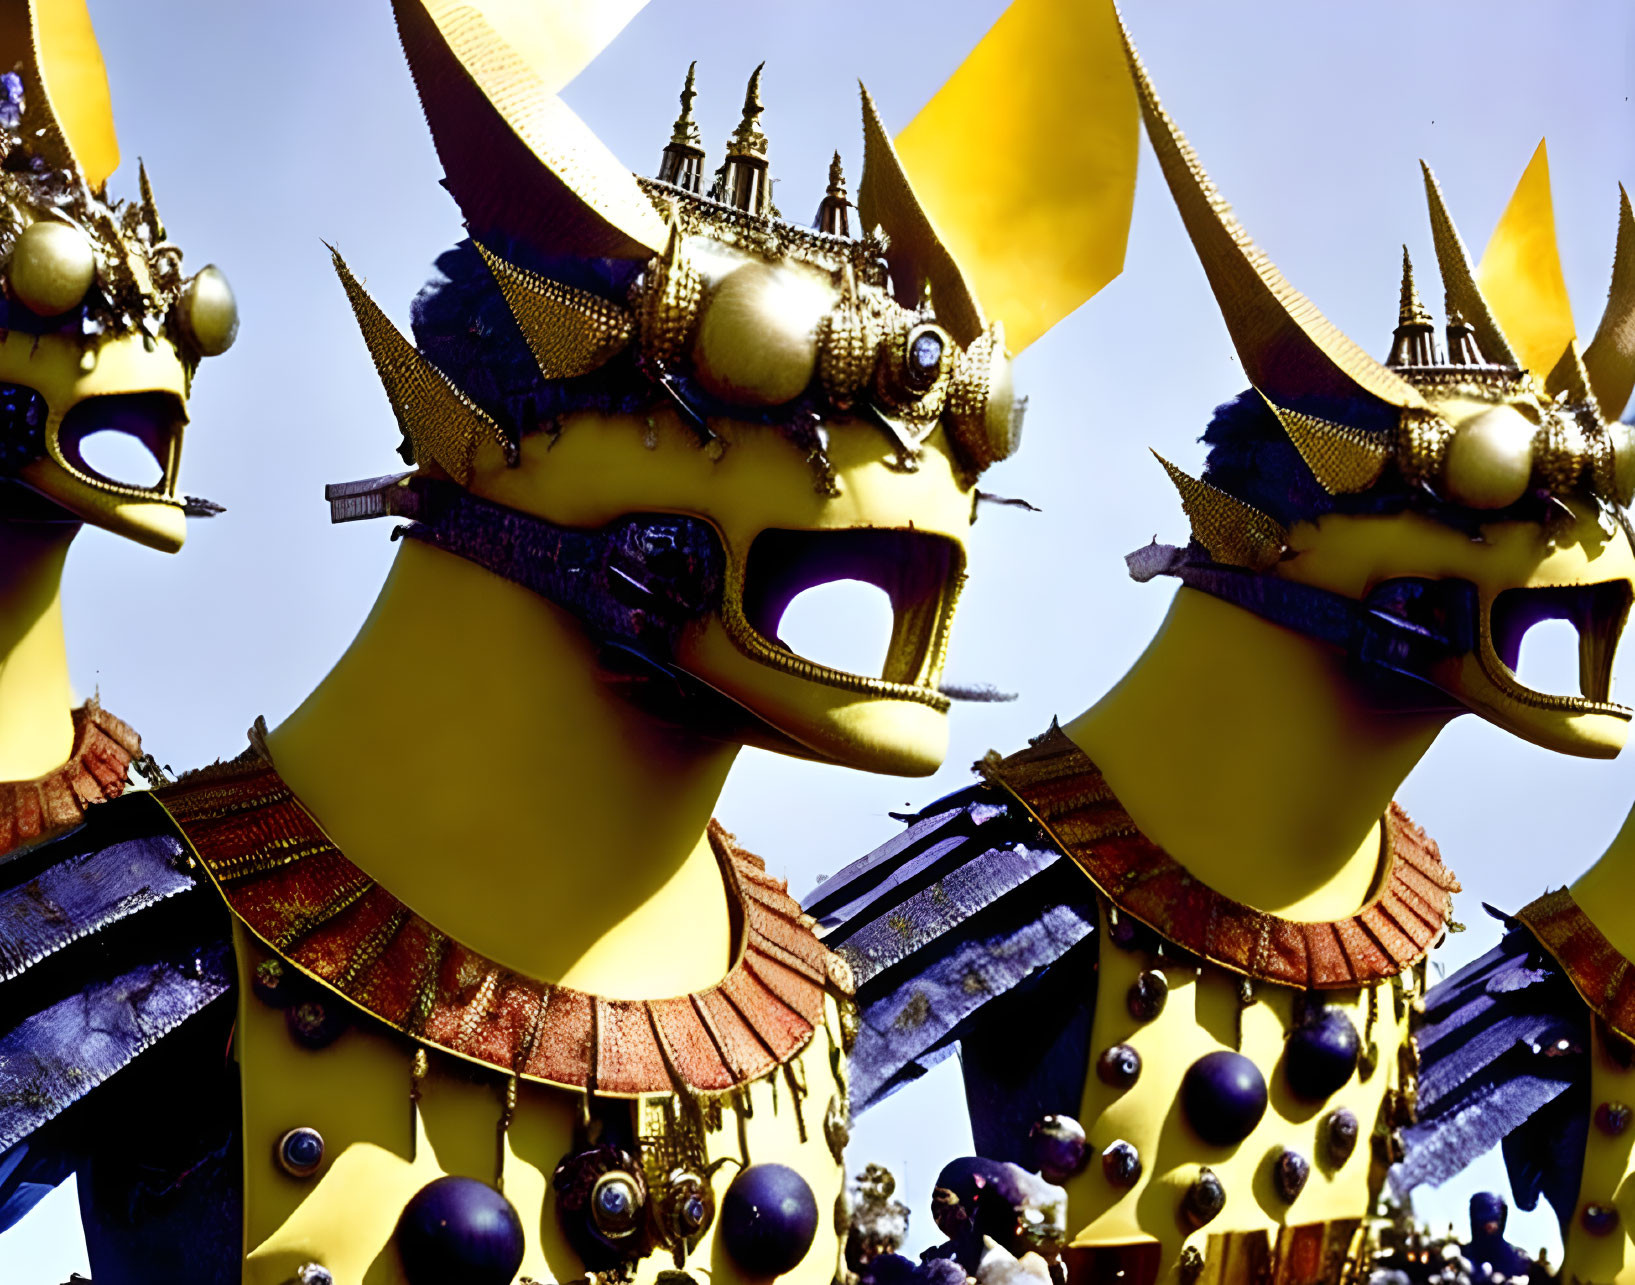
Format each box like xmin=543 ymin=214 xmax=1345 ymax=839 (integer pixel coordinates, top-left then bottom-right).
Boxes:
xmin=729 ymin=526 xmax=964 ymax=709
xmin=55 ymin=392 xmax=186 ymax=502
xmin=1487 ymin=580 xmax=1633 ymax=711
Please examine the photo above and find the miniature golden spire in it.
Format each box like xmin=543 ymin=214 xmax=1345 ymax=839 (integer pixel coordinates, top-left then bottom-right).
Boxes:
xmin=138 ymin=159 xmax=164 ymax=242
xmin=1444 ymin=296 xmax=1483 ymax=366
xmin=1387 ymin=247 xmax=1439 ymax=367
xmin=717 ymin=62 xmax=770 ymax=215
xmin=657 ymin=61 xmax=705 ymax=193
xmin=815 ymin=152 xmax=852 ymax=238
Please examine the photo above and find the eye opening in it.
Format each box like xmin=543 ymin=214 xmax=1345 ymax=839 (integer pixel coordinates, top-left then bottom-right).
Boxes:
xmin=901 ymin=322 xmax=949 ymax=395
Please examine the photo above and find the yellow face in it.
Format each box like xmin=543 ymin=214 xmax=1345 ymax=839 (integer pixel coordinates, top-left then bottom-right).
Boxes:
xmin=1278 ymin=497 xmax=1635 ymax=757
xmin=469 ymin=407 xmax=975 ymax=776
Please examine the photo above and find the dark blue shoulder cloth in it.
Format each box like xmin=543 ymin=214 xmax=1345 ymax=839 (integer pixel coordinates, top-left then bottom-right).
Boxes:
xmin=0 ymin=791 xmax=235 ymax=1244
xmin=805 ymin=784 xmax=1098 ymax=1162
xmin=1396 ymin=907 xmax=1589 ymax=1232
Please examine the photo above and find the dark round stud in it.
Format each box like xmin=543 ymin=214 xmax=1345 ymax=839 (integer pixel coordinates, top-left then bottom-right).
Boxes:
xmin=720 ymin=1162 xmax=820 ymax=1277
xmin=276 ymin=1127 xmax=325 ymax=1179
xmin=286 ymin=998 xmax=347 ymax=1050
xmin=1581 ymin=1203 xmax=1620 ymax=1237
xmin=297 ymin=1265 xmax=333 ymax=1285
xmin=552 ymin=1145 xmax=650 ymax=1269
xmin=1181 ymin=1051 xmax=1268 ymax=1147
xmin=1100 ymin=1140 xmax=1141 ymax=1189
xmin=394 ymin=1175 xmax=526 ymax=1285
xmin=252 ymin=958 xmax=292 ymax=1007
xmin=1096 ymin=1044 xmax=1142 ymax=1090
xmin=591 ymin=1171 xmax=644 ymax=1241
xmin=1272 ymin=1149 xmax=1310 ymax=1204
xmin=1283 ymin=1007 xmax=1360 ymax=1102
xmin=1126 ymin=971 xmax=1169 ymax=1021
xmin=1595 ymin=1101 xmax=1632 ymax=1136
xmin=909 ymin=331 xmax=944 ymax=375
xmin=660 ymin=1172 xmax=715 ymax=1245
xmin=1182 ymin=1167 xmax=1226 ymax=1228
xmin=1321 ymin=1108 xmax=1359 ymax=1167
xmin=1178 ymin=1246 xmax=1205 ymax=1283
xmin=1027 ymin=1114 xmax=1088 ymax=1183
xmin=1108 ymin=914 xmax=1140 ymax=949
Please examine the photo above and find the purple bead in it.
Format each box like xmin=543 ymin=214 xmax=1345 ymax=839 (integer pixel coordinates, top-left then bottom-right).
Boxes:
xmin=1283 ymin=1007 xmax=1360 ymax=1102
xmin=1582 ymin=1203 xmax=1620 ymax=1236
xmin=394 ymin=1176 xmax=525 ymax=1285
xmin=909 ymin=332 xmax=944 ymax=375
xmin=1323 ymin=1108 xmax=1359 ymax=1166
xmin=720 ymin=1163 xmax=819 ymax=1277
xmin=1096 ymin=1044 xmax=1141 ymax=1089
xmin=1181 ymin=1051 xmax=1268 ymax=1147
xmin=1126 ymin=970 xmax=1169 ymax=1021
xmin=1027 ymin=1115 xmax=1088 ymax=1183
xmin=277 ymin=1127 xmax=324 ymax=1179
xmin=1182 ymin=1168 xmax=1226 ymax=1228
xmin=1595 ymin=1101 xmax=1631 ymax=1136
xmin=1272 ymin=1149 xmax=1309 ymax=1203
xmin=1100 ymin=1140 xmax=1141 ymax=1188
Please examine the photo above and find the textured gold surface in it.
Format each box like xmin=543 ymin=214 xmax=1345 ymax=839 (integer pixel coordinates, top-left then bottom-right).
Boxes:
xmin=331 ymin=248 xmax=500 ymax=486
xmin=817 ymin=263 xmax=880 ymax=408
xmin=637 ymin=221 xmax=703 ymax=366
xmin=1154 ymin=452 xmax=1285 ymax=571
xmin=1584 ymin=185 xmax=1635 ymax=420
xmin=1262 ymin=394 xmax=1390 ymax=495
xmin=1118 ymin=16 xmax=1424 ymax=414
xmin=1420 ymin=161 xmax=1520 ymax=370
xmin=1393 ymin=408 xmax=1456 ymax=489
xmin=856 ymin=84 xmax=984 ymax=347
xmin=475 ymin=239 xmax=633 ymax=380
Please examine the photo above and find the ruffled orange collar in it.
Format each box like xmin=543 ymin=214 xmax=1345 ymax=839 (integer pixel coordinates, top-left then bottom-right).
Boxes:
xmin=982 ymin=724 xmax=1461 ymax=989
xmin=157 ymin=754 xmax=849 ymax=1096
xmin=0 ymin=700 xmax=140 ymax=858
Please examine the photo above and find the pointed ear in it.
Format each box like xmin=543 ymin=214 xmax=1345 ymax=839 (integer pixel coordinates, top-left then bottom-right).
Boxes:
xmin=1117 ymin=14 xmax=1422 ymax=413
xmin=1153 ymin=451 xmax=1286 ymax=572
xmin=331 ymin=247 xmax=501 ymax=487
xmin=857 ymin=82 xmax=985 ymax=346
xmin=1584 ymin=185 xmax=1635 ymax=420
xmin=1257 ymin=391 xmax=1390 ymax=494
xmin=1476 ymin=141 xmax=1577 ymax=381
xmin=1421 ymin=160 xmax=1520 ymax=369
xmin=0 ymin=0 xmax=119 ymax=191
xmin=391 ymin=0 xmax=666 ymax=259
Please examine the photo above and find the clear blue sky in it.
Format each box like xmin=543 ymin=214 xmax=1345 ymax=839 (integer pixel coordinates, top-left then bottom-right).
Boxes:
xmin=5 ymin=1 xmax=1633 ymax=1278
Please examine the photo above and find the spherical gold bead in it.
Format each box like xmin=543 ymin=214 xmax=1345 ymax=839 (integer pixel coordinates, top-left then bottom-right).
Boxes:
xmin=181 ymin=265 xmax=239 ymax=356
xmin=693 ymin=262 xmax=826 ymax=407
xmin=1441 ymin=405 xmax=1535 ymax=509
xmin=8 ymin=220 xmax=95 ymax=316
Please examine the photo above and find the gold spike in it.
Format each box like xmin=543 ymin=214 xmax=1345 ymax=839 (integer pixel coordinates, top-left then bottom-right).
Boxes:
xmin=818 ymin=262 xmax=879 ymax=408
xmin=1546 ymin=338 xmax=1595 ymax=406
xmin=636 ymin=221 xmax=703 ymax=365
xmin=1420 ymin=161 xmax=1520 ymax=369
xmin=856 ymin=82 xmax=985 ymax=346
xmin=1388 ymin=247 xmax=1438 ymax=367
xmin=1153 ymin=451 xmax=1286 ymax=572
xmin=1584 ymin=185 xmax=1635 ymax=420
xmin=391 ymin=0 xmax=665 ymax=259
xmin=330 ymin=247 xmax=499 ymax=487
xmin=474 ymin=241 xmax=633 ymax=381
xmin=892 ymin=0 xmax=1138 ymax=354
xmin=1116 ymin=17 xmax=1423 ymax=412
xmin=138 ymin=159 xmax=164 ymax=241
xmin=1477 ymin=141 xmax=1576 ymax=382
xmin=1258 ymin=390 xmax=1390 ymax=494
xmin=0 ymin=0 xmax=119 ymax=191
xmin=1398 ymin=247 xmax=1431 ymax=327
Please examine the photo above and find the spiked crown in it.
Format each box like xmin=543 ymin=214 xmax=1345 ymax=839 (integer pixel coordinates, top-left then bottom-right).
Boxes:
xmin=1119 ymin=22 xmax=1635 ymax=572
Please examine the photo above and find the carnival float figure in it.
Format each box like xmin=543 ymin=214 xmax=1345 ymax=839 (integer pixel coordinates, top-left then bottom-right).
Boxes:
xmin=0 ymin=0 xmax=236 ymax=860
xmin=809 ymin=17 xmax=1635 ymax=1284
xmin=0 ymin=1 xmax=1137 ymax=1281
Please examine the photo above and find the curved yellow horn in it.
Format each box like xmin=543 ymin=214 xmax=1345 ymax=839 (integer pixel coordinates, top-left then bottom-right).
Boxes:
xmin=0 ymin=0 xmax=119 ymax=191
xmin=1116 ymin=14 xmax=1423 ymax=413
xmin=391 ymin=0 xmax=666 ymax=259
xmin=1584 ymin=185 xmax=1635 ymax=420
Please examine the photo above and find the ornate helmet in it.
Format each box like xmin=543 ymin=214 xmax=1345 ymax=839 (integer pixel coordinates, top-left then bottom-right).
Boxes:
xmin=0 ymin=0 xmax=238 ymax=552
xmin=1120 ymin=16 xmax=1635 ymax=757
xmin=329 ymin=0 xmax=1138 ymax=775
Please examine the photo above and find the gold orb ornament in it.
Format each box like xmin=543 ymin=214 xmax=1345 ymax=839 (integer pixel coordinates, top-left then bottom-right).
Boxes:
xmin=1441 ymin=406 xmax=1535 ymax=509
xmin=8 ymin=220 xmax=95 ymax=316
xmin=180 ymin=265 xmax=239 ymax=356
xmin=692 ymin=262 xmax=829 ymax=407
